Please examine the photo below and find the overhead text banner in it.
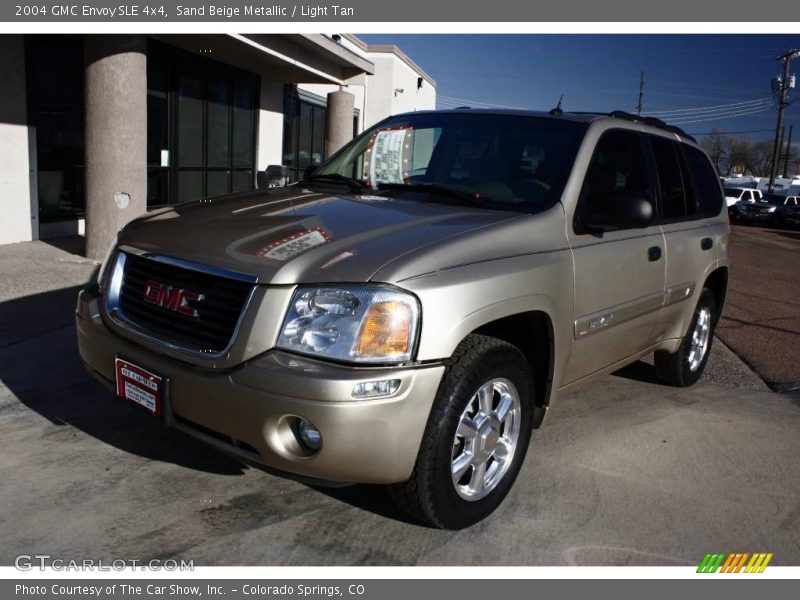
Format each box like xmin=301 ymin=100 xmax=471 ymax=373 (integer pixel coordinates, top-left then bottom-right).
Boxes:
xmin=3 ymin=0 xmax=800 ymax=22
xmin=5 ymin=579 xmax=800 ymax=600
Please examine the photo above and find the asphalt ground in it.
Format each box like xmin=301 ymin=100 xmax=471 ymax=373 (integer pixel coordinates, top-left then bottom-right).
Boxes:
xmin=0 ymin=240 xmax=797 ymax=566
xmin=716 ymin=224 xmax=800 ymax=391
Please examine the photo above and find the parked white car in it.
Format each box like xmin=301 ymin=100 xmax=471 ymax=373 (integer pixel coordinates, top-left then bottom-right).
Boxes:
xmin=724 ymin=187 xmax=762 ymax=208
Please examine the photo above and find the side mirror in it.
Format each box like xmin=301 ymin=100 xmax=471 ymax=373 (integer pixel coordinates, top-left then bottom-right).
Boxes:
xmin=580 ymin=191 xmax=654 ymax=231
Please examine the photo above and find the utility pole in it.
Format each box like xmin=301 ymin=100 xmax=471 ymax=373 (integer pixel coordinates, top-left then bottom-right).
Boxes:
xmin=768 ymin=49 xmax=800 ymax=192
xmin=636 ymin=70 xmax=645 ymax=116
xmin=782 ymin=124 xmax=793 ymax=178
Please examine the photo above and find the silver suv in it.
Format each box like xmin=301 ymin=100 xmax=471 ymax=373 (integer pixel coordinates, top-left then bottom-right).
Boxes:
xmin=77 ymin=110 xmax=730 ymax=529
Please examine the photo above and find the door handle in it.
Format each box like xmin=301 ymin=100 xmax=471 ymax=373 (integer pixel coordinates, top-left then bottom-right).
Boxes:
xmin=701 ymin=237 xmax=713 ymax=250
xmin=648 ymin=246 xmax=662 ymax=261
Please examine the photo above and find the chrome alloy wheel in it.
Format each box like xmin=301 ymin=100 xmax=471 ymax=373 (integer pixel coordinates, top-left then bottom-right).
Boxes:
xmin=451 ymin=378 xmax=522 ymax=501
xmin=687 ymin=306 xmax=712 ymax=372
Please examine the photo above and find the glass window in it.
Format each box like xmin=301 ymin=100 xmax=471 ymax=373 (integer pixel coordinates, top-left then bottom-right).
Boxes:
xmin=317 ymin=113 xmax=586 ymax=212
xmin=682 ymin=145 xmax=722 ymax=217
xmin=27 ymin=35 xmax=86 ymax=222
xmin=312 ymin=106 xmax=325 ymax=166
xmin=650 ymin=136 xmax=687 ymax=220
xmin=583 ymin=129 xmax=651 ymax=208
xmin=207 ymin=78 xmax=231 ymax=168
xmin=297 ymin=103 xmax=314 ymax=171
xmin=178 ymin=76 xmax=204 ymax=168
xmin=232 ymin=79 xmax=254 ymax=168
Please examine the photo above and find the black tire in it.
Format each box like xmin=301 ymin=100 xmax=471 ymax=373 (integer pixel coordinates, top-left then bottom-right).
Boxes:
xmin=654 ymin=288 xmax=717 ymax=387
xmin=390 ymin=334 xmax=534 ymax=529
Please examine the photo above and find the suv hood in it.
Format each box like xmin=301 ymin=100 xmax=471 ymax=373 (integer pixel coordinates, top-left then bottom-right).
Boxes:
xmin=118 ymin=187 xmax=523 ymax=285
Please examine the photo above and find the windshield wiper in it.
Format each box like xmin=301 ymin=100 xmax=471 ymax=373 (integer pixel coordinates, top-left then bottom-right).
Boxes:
xmin=305 ymin=173 xmax=364 ymax=193
xmin=377 ymin=182 xmax=485 ymax=207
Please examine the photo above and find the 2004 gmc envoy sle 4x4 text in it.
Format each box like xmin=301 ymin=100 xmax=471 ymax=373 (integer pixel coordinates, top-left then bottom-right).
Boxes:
xmin=77 ymin=109 xmax=730 ymax=529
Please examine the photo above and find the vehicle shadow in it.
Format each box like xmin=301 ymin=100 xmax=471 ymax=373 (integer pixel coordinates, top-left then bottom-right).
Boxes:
xmin=0 ymin=284 xmax=245 ymax=476
xmin=308 ymin=484 xmax=424 ymax=526
xmin=612 ymin=360 xmax=660 ymax=385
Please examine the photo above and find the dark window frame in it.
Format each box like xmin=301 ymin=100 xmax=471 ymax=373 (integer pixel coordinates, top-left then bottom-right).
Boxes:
xmin=646 ymin=134 xmax=724 ymax=225
xmin=573 ymin=128 xmax=657 ymax=235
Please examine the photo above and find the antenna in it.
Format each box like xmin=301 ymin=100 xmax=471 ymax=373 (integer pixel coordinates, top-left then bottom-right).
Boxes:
xmin=549 ymin=94 xmax=564 ymax=116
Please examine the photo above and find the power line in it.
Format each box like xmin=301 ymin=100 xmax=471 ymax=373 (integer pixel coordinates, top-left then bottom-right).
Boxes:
xmin=669 ymin=105 xmax=774 ymax=125
xmin=688 ymin=129 xmax=775 ymax=136
xmin=647 ymin=97 xmax=772 ymax=116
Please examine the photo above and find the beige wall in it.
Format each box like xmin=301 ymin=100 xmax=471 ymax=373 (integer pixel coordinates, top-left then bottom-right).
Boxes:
xmin=0 ymin=35 xmax=34 ymax=245
xmin=363 ymin=53 xmax=436 ymax=129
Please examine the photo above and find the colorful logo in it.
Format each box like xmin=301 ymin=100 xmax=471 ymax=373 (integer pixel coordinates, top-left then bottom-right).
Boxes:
xmin=697 ymin=553 xmax=773 ymax=573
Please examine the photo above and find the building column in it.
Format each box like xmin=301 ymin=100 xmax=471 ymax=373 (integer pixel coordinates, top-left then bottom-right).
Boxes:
xmin=84 ymin=35 xmax=147 ymax=261
xmin=325 ymin=89 xmax=355 ymax=160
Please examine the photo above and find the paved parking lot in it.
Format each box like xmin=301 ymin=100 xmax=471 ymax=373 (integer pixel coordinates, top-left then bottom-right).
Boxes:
xmin=1 ymin=239 xmax=799 ymax=566
xmin=717 ymin=224 xmax=800 ymax=391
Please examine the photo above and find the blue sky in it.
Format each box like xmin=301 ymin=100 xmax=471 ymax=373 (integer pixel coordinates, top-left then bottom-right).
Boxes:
xmin=359 ymin=35 xmax=800 ymax=141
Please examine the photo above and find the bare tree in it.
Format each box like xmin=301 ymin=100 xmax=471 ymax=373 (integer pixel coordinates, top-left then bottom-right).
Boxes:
xmin=701 ymin=130 xmax=727 ymax=174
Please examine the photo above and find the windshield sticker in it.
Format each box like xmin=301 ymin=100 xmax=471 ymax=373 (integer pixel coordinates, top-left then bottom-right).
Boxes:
xmin=364 ymin=127 xmax=413 ymax=187
xmin=255 ymin=227 xmax=330 ymax=262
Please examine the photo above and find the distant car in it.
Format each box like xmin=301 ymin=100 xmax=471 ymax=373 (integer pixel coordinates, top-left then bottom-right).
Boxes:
xmin=725 ymin=187 xmax=762 ymax=219
xmin=725 ymin=186 xmax=761 ymax=207
xmin=734 ymin=194 xmax=798 ymax=226
xmin=772 ymin=195 xmax=800 ymax=229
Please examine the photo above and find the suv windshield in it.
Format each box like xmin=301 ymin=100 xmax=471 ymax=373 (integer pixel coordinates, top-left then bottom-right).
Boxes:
xmin=724 ymin=188 xmax=744 ymax=197
xmin=312 ymin=112 xmax=587 ymax=213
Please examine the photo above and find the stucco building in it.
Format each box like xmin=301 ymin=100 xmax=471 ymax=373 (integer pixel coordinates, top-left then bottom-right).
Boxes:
xmin=0 ymin=33 xmax=436 ymax=258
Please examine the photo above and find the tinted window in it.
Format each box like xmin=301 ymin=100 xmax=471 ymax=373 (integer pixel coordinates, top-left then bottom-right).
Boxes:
xmin=582 ymin=129 xmax=650 ymax=208
xmin=682 ymin=144 xmax=723 ymax=217
xmin=318 ymin=113 xmax=587 ymax=212
xmin=724 ymin=188 xmax=742 ymax=197
xmin=764 ymin=195 xmax=787 ymax=205
xmin=651 ymin=136 xmax=689 ymax=220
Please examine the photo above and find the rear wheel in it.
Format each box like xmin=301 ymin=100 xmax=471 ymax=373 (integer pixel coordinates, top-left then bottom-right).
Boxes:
xmin=390 ymin=334 xmax=534 ymax=529
xmin=654 ymin=288 xmax=717 ymax=387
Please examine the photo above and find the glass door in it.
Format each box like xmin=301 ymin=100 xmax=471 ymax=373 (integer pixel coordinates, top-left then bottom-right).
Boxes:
xmin=175 ymin=70 xmax=257 ymax=203
xmin=146 ymin=40 xmax=259 ymax=206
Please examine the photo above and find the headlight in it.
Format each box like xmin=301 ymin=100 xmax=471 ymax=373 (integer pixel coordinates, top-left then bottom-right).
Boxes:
xmin=277 ymin=285 xmax=420 ymax=364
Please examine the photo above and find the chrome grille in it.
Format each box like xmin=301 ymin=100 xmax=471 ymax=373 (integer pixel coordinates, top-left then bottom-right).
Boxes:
xmin=116 ymin=253 xmax=254 ymax=354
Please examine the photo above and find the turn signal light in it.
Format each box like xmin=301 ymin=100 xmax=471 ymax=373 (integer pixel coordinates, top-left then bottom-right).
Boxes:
xmin=355 ymin=301 xmax=412 ymax=359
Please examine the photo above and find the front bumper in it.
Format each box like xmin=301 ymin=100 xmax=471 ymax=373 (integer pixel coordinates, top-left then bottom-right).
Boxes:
xmin=76 ymin=287 xmax=444 ymax=484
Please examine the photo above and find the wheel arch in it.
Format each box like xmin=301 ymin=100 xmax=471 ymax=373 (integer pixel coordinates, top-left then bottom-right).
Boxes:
xmin=703 ymin=266 xmax=729 ymax=324
xmin=471 ymin=310 xmax=555 ymax=427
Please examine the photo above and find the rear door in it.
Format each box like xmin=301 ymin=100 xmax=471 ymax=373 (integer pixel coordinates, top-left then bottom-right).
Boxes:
xmin=648 ymin=136 xmax=726 ymax=343
xmin=564 ymin=128 xmax=666 ymax=383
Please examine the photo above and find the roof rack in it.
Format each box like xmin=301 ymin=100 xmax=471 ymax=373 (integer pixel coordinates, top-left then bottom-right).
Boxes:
xmin=606 ymin=111 xmax=696 ymax=143
xmin=561 ymin=110 xmax=696 ymax=143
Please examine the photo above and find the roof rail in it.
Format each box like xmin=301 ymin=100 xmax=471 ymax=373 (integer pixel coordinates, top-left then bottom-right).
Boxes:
xmin=607 ymin=110 xmax=697 ymax=143
xmin=557 ymin=110 xmax=696 ymax=143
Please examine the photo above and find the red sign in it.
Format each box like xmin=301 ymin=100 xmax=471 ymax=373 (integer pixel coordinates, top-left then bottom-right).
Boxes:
xmin=114 ymin=358 xmax=162 ymax=416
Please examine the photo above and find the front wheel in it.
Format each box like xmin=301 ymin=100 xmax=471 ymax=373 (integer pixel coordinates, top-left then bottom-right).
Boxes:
xmin=654 ymin=288 xmax=717 ymax=387
xmin=390 ymin=334 xmax=534 ymax=529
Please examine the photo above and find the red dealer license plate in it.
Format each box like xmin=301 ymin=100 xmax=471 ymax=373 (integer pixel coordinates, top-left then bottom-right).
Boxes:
xmin=114 ymin=358 xmax=163 ymax=416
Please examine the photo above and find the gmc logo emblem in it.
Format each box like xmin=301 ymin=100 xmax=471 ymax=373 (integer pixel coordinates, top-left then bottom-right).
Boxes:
xmin=142 ymin=280 xmax=204 ymax=318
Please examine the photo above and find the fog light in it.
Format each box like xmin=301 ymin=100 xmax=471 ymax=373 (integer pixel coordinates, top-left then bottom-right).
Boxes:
xmin=352 ymin=379 xmax=401 ymax=398
xmin=297 ymin=419 xmax=322 ymax=451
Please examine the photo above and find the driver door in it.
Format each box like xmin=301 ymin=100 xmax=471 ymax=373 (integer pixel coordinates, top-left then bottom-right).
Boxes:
xmin=563 ymin=128 xmax=666 ymax=384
